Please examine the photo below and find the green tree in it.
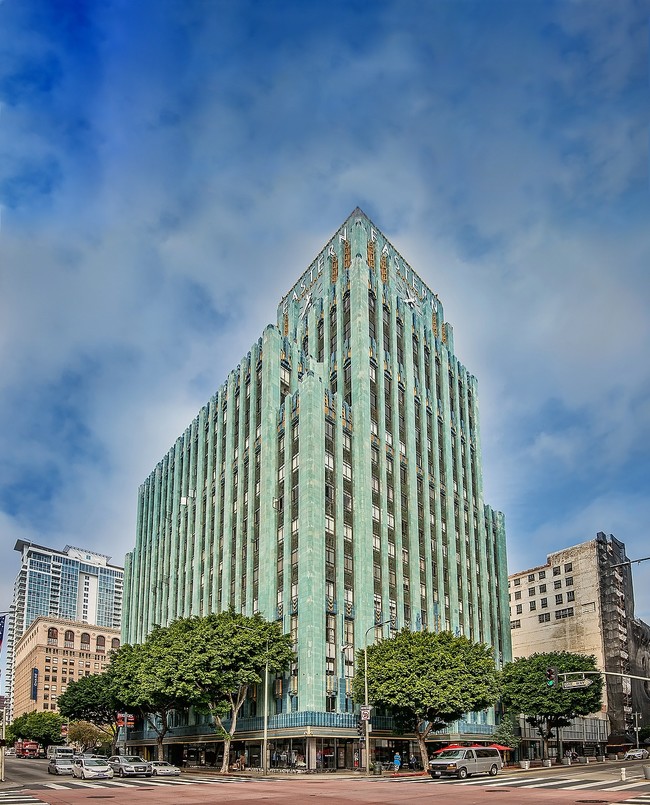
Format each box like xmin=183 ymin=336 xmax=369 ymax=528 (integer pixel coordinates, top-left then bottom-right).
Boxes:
xmin=170 ymin=611 xmax=294 ymax=773
xmin=67 ymin=721 xmax=102 ymax=752
xmin=110 ymin=629 xmax=198 ymax=761
xmin=500 ymin=652 xmax=603 ymax=760
xmin=352 ymin=629 xmax=500 ymax=768
xmin=11 ymin=711 xmax=65 ymax=747
xmin=57 ymin=670 xmax=122 ymax=753
xmin=491 ymin=712 xmax=521 ymax=752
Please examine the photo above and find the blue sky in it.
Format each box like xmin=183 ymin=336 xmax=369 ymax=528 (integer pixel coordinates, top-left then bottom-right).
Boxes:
xmin=1 ymin=0 xmax=649 ymax=680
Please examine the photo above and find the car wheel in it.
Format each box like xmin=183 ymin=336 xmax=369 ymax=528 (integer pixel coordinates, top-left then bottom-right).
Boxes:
xmin=119 ymin=768 xmax=125 ymax=777
xmin=489 ymin=764 xmax=498 ymax=776
xmin=152 ymin=770 xmax=157 ymax=776
xmin=457 ymin=767 xmax=468 ymax=780
xmin=81 ymin=771 xmax=86 ymax=780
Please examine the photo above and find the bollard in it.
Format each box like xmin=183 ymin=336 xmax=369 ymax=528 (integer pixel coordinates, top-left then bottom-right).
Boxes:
xmin=621 ymin=767 xmax=626 ymax=781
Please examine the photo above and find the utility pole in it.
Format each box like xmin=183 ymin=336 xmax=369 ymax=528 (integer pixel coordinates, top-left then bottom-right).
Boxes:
xmin=363 ymin=620 xmax=390 ymax=776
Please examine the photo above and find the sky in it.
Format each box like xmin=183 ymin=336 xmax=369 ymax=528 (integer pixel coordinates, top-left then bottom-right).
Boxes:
xmin=1 ymin=0 xmax=649 ymax=683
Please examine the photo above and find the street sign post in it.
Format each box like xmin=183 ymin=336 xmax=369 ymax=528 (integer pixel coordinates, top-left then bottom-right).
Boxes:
xmin=562 ymin=679 xmax=593 ymax=690
xmin=359 ymin=706 xmax=371 ymax=721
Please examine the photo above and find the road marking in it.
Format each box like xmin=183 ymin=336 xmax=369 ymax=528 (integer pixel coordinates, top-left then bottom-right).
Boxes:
xmin=607 ymin=781 xmax=650 ymax=791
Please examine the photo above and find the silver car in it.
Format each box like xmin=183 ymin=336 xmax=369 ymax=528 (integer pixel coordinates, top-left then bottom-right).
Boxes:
xmin=107 ymin=755 xmax=152 ymax=777
xmin=48 ymin=757 xmax=74 ymax=775
xmin=149 ymin=760 xmax=181 ymax=776
xmin=72 ymin=757 xmax=114 ymax=780
xmin=624 ymin=748 xmax=649 ymax=760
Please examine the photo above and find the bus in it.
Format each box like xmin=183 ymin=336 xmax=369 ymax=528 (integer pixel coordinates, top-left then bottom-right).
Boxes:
xmin=46 ymin=746 xmax=75 ymax=760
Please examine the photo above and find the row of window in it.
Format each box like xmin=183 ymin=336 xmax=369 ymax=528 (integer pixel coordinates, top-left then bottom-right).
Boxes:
xmin=510 ymin=562 xmax=573 ymax=586
xmin=512 ymin=590 xmax=575 ymax=615
xmin=511 ymin=577 xmax=574 ymax=600
xmin=511 ymin=606 xmax=575 ymax=628
xmin=46 ymin=627 xmax=120 ymax=651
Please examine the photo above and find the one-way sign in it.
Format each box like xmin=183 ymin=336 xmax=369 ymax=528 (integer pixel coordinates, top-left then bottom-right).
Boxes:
xmin=562 ymin=679 xmax=593 ymax=690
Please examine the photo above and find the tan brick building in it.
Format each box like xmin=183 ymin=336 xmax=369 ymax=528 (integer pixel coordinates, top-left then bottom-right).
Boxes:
xmin=13 ymin=616 xmax=120 ymax=718
xmin=509 ymin=532 xmax=650 ymax=750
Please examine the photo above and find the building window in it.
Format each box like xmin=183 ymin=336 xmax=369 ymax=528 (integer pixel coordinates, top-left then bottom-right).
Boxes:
xmin=510 ymin=620 xmax=521 ymax=629
xmin=554 ymin=580 xmax=562 ymax=589
xmin=567 ymin=590 xmax=575 ymax=602
xmin=555 ymin=594 xmax=563 ymax=605
xmin=553 ymin=566 xmax=561 ymax=576
xmin=538 ymin=570 xmax=546 ymax=579
xmin=555 ymin=607 xmax=574 ymax=619
xmin=528 ymin=587 xmax=535 ymax=596
xmin=540 ymin=598 xmax=548 ymax=608
xmin=513 ymin=578 xmax=521 ymax=586
xmin=564 ymin=562 xmax=572 ymax=572
xmin=529 ymin=601 xmax=536 ymax=611
xmin=538 ymin=613 xmax=551 ymax=623
xmin=528 ymin=574 xmax=535 ymax=582
xmin=565 ymin=576 xmax=573 ymax=586
xmin=514 ymin=591 xmax=521 ymax=600
xmin=539 ymin=584 xmax=547 ymax=593
xmin=515 ymin=604 xmax=522 ymax=615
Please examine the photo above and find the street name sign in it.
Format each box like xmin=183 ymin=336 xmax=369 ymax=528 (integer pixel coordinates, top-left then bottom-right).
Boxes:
xmin=562 ymin=679 xmax=593 ymax=690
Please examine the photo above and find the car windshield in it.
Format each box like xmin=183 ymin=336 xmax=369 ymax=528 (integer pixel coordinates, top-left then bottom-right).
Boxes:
xmin=434 ymin=750 xmax=464 ymax=759
xmin=152 ymin=762 xmax=169 ymax=766
xmin=124 ymin=756 xmax=144 ymax=763
xmin=84 ymin=759 xmax=108 ymax=767
xmin=54 ymin=759 xmax=72 ymax=765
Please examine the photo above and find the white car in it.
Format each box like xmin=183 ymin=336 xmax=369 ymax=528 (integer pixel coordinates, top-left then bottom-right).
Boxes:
xmin=72 ymin=757 xmax=114 ymax=780
xmin=624 ymin=748 xmax=649 ymax=760
xmin=149 ymin=760 xmax=181 ymax=776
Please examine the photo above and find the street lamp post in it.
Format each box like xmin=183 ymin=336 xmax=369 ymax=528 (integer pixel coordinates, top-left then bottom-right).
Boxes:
xmin=364 ymin=619 xmax=391 ymax=776
xmin=241 ymin=626 xmax=270 ymax=775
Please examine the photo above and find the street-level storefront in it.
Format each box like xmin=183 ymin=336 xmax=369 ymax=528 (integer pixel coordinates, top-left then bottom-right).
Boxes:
xmin=129 ymin=735 xmax=425 ymax=772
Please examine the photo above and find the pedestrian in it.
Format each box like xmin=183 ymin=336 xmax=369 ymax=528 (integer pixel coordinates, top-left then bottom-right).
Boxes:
xmin=394 ymin=752 xmax=401 ymax=773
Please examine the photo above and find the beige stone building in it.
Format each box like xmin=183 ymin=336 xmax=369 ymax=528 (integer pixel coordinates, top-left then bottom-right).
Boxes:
xmin=13 ymin=616 xmax=120 ymax=718
xmin=509 ymin=532 xmax=650 ymax=749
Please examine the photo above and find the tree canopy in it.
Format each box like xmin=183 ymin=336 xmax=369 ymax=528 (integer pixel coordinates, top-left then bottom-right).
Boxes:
xmin=9 ymin=710 xmax=64 ymax=747
xmin=110 ymin=625 xmax=202 ymax=760
xmin=67 ymin=721 xmax=102 ymax=752
xmin=57 ymin=668 xmax=122 ymax=753
xmin=500 ymin=651 xmax=603 ymax=759
xmin=167 ymin=610 xmax=294 ymax=772
xmin=352 ymin=629 xmax=500 ymax=767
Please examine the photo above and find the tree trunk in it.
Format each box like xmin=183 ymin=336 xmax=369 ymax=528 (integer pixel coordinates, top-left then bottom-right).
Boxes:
xmin=415 ymin=721 xmax=430 ymax=772
xmin=216 ymin=687 xmax=247 ymax=774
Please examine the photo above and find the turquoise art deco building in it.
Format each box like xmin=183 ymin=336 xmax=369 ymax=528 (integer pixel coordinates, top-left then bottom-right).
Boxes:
xmin=123 ymin=209 xmax=511 ymax=769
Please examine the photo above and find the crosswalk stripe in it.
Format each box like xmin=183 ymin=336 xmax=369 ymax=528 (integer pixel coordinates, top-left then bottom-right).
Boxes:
xmin=606 ymin=781 xmax=650 ymax=791
xmin=561 ymin=779 xmax=620 ymax=790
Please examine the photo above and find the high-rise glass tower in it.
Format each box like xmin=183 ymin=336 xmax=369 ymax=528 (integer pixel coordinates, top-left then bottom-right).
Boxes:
xmin=124 ymin=209 xmax=510 ymax=768
xmin=5 ymin=540 xmax=123 ymax=719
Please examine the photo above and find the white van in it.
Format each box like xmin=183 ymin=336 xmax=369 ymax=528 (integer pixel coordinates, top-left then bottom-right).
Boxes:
xmin=429 ymin=747 xmax=503 ymax=779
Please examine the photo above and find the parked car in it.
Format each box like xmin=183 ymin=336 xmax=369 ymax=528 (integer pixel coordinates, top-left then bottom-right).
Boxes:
xmin=429 ymin=747 xmax=503 ymax=779
xmin=72 ymin=757 xmax=114 ymax=780
xmin=624 ymin=748 xmax=649 ymax=760
xmin=48 ymin=758 xmax=75 ymax=775
xmin=107 ymin=755 xmax=152 ymax=777
xmin=149 ymin=760 xmax=181 ymax=776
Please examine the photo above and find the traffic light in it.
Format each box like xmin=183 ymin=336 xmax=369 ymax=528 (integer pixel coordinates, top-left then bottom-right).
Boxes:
xmin=357 ymin=721 xmax=365 ymax=737
xmin=545 ymin=666 xmax=558 ymax=687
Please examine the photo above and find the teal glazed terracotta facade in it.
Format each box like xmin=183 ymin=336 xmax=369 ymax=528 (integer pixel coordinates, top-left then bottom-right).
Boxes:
xmin=123 ymin=209 xmax=511 ymax=765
